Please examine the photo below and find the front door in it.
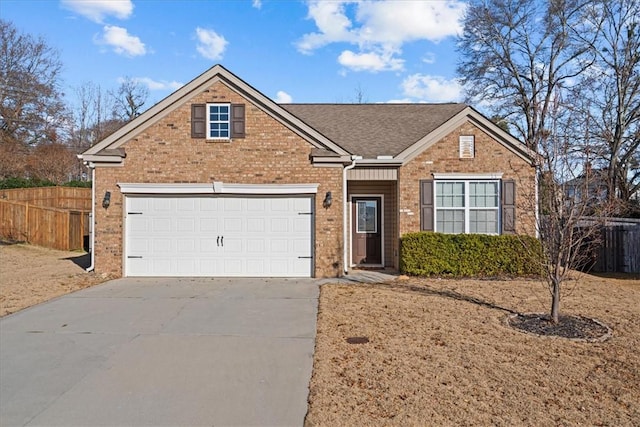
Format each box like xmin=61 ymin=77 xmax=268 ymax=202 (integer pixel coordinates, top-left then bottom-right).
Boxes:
xmin=351 ymin=196 xmax=382 ymax=265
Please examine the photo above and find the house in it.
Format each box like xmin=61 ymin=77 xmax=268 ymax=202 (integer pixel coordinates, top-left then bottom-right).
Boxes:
xmin=564 ymin=164 xmax=609 ymax=206
xmin=80 ymin=65 xmax=537 ymax=278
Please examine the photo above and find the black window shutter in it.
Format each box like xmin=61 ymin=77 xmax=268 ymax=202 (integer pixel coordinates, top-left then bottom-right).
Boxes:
xmin=420 ymin=180 xmax=434 ymax=231
xmin=230 ymin=104 xmax=245 ymax=138
xmin=191 ymin=104 xmax=206 ymax=138
xmin=502 ymin=179 xmax=516 ymax=234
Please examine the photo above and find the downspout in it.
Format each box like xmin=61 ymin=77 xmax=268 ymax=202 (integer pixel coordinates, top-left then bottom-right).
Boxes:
xmin=86 ymin=163 xmax=96 ymax=272
xmin=535 ymin=168 xmax=540 ymax=239
xmin=343 ymin=155 xmax=360 ymax=275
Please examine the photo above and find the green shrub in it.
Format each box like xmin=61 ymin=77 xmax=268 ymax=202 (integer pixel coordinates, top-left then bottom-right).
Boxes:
xmin=62 ymin=180 xmax=92 ymax=188
xmin=0 ymin=177 xmax=56 ymax=189
xmin=400 ymin=232 xmax=543 ymax=277
xmin=0 ymin=177 xmax=91 ymax=189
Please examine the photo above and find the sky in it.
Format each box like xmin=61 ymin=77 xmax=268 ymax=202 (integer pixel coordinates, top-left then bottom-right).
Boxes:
xmin=2 ymin=0 xmax=467 ymax=110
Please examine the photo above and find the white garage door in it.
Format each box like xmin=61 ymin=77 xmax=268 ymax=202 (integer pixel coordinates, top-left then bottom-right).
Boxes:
xmin=125 ymin=196 xmax=313 ymax=277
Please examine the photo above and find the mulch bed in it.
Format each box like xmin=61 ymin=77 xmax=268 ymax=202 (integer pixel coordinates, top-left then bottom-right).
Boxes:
xmin=507 ymin=313 xmax=612 ymax=342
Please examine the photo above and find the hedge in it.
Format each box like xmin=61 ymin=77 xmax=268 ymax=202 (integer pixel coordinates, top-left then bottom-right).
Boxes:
xmin=0 ymin=178 xmax=91 ymax=189
xmin=400 ymin=232 xmax=543 ymax=277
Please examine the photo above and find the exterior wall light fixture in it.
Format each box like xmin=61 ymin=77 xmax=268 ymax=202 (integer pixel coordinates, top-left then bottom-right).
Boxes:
xmin=323 ymin=191 xmax=332 ymax=208
xmin=102 ymin=191 xmax=111 ymax=208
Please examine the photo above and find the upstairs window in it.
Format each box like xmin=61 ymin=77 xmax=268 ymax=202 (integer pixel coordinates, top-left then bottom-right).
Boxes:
xmin=191 ymin=103 xmax=245 ymax=139
xmin=207 ymin=104 xmax=230 ymax=139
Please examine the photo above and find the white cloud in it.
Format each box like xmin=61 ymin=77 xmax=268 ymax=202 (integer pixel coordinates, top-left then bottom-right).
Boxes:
xmin=252 ymin=0 xmax=262 ymax=9
xmin=297 ymin=0 xmax=465 ymax=72
xmin=130 ymin=77 xmax=183 ymax=91
xmin=98 ymin=25 xmax=146 ymax=57
xmin=422 ymin=52 xmax=436 ymax=64
xmin=338 ymin=49 xmax=403 ymax=72
xmin=275 ymin=91 xmax=293 ymax=103
xmin=61 ymin=0 xmax=133 ymax=23
xmin=297 ymin=1 xmax=355 ymax=53
xmin=401 ymin=74 xmax=462 ymax=102
xmin=195 ymin=27 xmax=228 ymax=61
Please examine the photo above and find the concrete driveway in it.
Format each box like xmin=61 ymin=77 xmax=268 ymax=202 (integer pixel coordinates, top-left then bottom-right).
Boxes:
xmin=0 ymin=277 xmax=319 ymax=426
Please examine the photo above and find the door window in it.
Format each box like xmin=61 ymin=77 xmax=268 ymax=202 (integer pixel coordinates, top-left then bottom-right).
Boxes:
xmin=356 ymin=200 xmax=377 ymax=233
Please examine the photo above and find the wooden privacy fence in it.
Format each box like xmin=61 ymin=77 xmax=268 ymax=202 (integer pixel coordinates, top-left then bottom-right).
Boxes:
xmin=591 ymin=223 xmax=640 ymax=274
xmin=0 ymin=187 xmax=91 ymax=210
xmin=0 ymin=187 xmax=91 ymax=251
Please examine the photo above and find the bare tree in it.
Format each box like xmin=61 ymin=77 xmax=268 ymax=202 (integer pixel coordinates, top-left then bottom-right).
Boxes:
xmin=26 ymin=142 xmax=77 ymax=184
xmin=0 ymin=19 xmax=68 ymax=147
xmin=457 ymin=0 xmax=597 ymax=151
xmin=69 ymin=82 xmax=123 ymax=151
xmin=111 ymin=77 xmax=149 ymax=121
xmin=520 ymin=99 xmax=612 ymax=323
xmin=578 ymin=0 xmax=640 ymax=211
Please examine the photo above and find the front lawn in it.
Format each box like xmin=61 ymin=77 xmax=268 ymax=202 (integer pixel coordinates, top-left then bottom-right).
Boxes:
xmin=306 ymin=274 xmax=640 ymax=426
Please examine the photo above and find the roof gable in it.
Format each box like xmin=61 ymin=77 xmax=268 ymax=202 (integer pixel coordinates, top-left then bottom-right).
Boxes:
xmin=282 ymin=103 xmax=467 ymax=159
xmin=395 ymin=106 xmax=536 ymax=165
xmin=81 ymin=65 xmax=349 ymax=159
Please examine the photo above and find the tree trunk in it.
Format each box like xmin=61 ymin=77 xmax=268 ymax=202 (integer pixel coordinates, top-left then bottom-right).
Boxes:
xmin=550 ymin=279 xmax=560 ymax=324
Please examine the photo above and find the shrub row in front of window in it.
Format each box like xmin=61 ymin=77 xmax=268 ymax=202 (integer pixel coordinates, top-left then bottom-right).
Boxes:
xmin=400 ymin=232 xmax=543 ymax=277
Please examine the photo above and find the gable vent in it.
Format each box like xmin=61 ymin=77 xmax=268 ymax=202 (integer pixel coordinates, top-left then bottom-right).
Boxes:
xmin=459 ymin=135 xmax=475 ymax=159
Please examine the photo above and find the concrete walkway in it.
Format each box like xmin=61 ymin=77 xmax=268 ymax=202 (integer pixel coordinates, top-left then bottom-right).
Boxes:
xmin=0 ymin=277 xmax=319 ymax=427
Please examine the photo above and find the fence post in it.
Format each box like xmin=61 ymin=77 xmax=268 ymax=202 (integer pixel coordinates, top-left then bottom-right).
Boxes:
xmin=24 ymin=202 xmax=29 ymax=243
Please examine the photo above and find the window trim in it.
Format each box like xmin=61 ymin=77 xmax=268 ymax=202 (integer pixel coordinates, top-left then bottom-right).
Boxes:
xmin=434 ymin=179 xmax=501 ymax=235
xmin=206 ymin=103 xmax=231 ymax=140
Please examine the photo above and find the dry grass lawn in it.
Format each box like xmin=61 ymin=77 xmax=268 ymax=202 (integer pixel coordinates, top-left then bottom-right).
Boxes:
xmin=306 ymin=274 xmax=640 ymax=426
xmin=0 ymin=243 xmax=108 ymax=316
xmin=2 ymin=243 xmax=639 ymax=425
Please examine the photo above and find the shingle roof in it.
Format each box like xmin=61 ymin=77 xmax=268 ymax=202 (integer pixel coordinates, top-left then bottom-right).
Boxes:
xmin=282 ymin=103 xmax=467 ymax=159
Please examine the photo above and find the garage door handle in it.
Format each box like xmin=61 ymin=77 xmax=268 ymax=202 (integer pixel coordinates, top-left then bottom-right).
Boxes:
xmin=298 ymin=256 xmax=312 ymax=259
xmin=217 ymin=236 xmax=220 ymax=246
xmin=127 ymin=256 xmax=143 ymax=259
xmin=221 ymin=236 xmax=224 ymax=246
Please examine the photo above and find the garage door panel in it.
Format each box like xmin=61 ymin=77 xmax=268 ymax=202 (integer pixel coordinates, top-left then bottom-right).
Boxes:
xmin=125 ymin=195 xmax=313 ymax=277
xmin=247 ymin=218 xmax=265 ymax=232
xmin=201 ymin=238 xmax=217 ymax=252
xmin=246 ymin=239 xmax=265 ymax=253
xmin=152 ymin=238 xmax=172 ymax=253
xmin=270 ymin=218 xmax=288 ymax=233
xmin=293 ymin=217 xmax=311 ymax=232
xmin=152 ymin=198 xmax=172 ymax=211
xmin=152 ymin=218 xmax=172 ymax=232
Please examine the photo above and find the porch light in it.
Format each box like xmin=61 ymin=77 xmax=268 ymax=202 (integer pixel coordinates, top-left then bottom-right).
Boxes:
xmin=323 ymin=191 xmax=332 ymax=208
xmin=102 ymin=191 xmax=111 ymax=209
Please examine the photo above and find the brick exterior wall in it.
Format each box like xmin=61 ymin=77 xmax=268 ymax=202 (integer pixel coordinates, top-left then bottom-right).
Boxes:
xmin=398 ymin=122 xmax=537 ymax=237
xmin=93 ymin=80 xmax=343 ymax=278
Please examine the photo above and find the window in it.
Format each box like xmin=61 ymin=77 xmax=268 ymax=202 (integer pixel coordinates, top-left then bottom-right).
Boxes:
xmin=207 ymin=104 xmax=230 ymax=139
xmin=435 ymin=180 xmax=499 ymax=234
xmin=356 ymin=200 xmax=377 ymax=233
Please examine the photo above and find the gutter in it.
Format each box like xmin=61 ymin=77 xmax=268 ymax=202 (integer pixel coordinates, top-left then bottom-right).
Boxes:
xmin=342 ymin=155 xmax=360 ymax=275
xmin=86 ymin=162 xmax=96 ymax=272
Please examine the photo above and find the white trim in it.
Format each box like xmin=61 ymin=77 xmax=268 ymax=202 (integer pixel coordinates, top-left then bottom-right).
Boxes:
xmin=396 ymin=107 xmax=536 ymax=166
xmin=343 ymin=157 xmax=358 ymax=274
xmin=213 ymin=183 xmax=319 ymax=194
xmin=206 ymin=103 xmax=231 ymax=140
xmin=349 ymin=194 xmax=385 ymax=268
xmin=434 ymin=180 xmax=500 ymax=235
xmin=118 ymin=182 xmax=319 ymax=195
xmin=433 ymin=173 xmax=503 ymax=180
xmin=82 ymin=65 xmax=349 ymax=158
